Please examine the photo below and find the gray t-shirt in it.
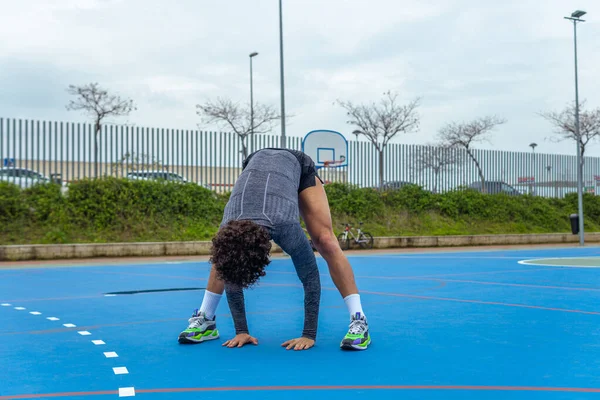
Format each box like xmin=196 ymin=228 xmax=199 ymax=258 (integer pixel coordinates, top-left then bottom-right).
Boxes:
xmin=220 ymin=148 xmax=322 ymax=340
xmin=221 ymin=149 xmax=302 ymax=227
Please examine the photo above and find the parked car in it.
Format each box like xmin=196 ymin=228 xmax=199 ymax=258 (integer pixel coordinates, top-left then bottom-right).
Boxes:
xmin=126 ymin=170 xmax=211 ymax=190
xmin=381 ymin=180 xmax=414 ymax=190
xmin=377 ymin=181 xmax=431 ymax=192
xmin=0 ymin=167 xmax=67 ymax=193
xmin=468 ymin=181 xmax=522 ymax=196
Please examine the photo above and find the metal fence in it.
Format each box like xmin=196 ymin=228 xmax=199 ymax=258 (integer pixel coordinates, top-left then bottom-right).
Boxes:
xmin=1 ymin=117 xmax=599 ymax=197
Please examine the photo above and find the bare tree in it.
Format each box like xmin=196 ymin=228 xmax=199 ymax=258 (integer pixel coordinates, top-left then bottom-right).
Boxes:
xmin=539 ymin=101 xmax=600 ymax=158
xmin=337 ymin=91 xmax=420 ymax=188
xmin=196 ymin=98 xmax=280 ymax=159
xmin=66 ymin=83 xmax=136 ymax=177
xmin=437 ymin=116 xmax=506 ymax=192
xmin=412 ymin=144 xmax=464 ymax=193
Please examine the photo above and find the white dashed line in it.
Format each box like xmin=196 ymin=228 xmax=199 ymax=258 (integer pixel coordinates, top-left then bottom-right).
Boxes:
xmin=118 ymin=387 xmax=135 ymax=397
xmin=104 ymin=294 xmax=117 ymax=297
xmin=6 ymin=301 xmax=136 ymax=396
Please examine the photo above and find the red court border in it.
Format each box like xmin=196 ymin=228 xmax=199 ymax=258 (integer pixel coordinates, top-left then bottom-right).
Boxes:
xmin=2 ymin=384 xmax=600 ymax=399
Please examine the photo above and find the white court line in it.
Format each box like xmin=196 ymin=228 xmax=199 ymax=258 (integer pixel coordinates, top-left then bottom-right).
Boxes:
xmin=118 ymin=387 xmax=135 ymax=397
xmin=104 ymin=352 xmax=118 ymax=358
xmin=63 ymin=323 xmax=76 ymax=328
xmin=518 ymin=258 xmax=600 ymax=268
xmin=521 ymin=256 xmax=600 ymax=260
xmin=353 ymin=255 xmax=563 ymax=260
xmin=113 ymin=367 xmax=129 ymax=375
xmin=92 ymin=340 xmax=105 ymax=345
xmin=29 ymin=311 xmax=42 ymax=315
xmin=383 ymin=256 xmax=527 ymax=259
xmin=47 ymin=317 xmax=60 ymax=321
xmin=344 ymin=248 xmax=600 ymax=260
xmin=78 ymin=331 xmax=92 ymax=336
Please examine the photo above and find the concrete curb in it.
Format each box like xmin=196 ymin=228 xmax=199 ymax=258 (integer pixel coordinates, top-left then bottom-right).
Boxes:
xmin=372 ymin=232 xmax=600 ymax=248
xmin=0 ymin=241 xmax=284 ymax=262
xmin=0 ymin=233 xmax=597 ymax=261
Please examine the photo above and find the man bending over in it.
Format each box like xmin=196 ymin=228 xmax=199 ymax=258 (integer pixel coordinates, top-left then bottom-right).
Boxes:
xmin=178 ymin=148 xmax=371 ymax=351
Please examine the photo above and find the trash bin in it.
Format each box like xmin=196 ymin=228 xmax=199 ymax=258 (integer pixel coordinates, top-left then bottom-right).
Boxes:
xmin=569 ymin=214 xmax=579 ymax=235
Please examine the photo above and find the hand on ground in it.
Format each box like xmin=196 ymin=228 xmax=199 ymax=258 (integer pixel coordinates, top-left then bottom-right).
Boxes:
xmin=223 ymin=333 xmax=258 ymax=348
xmin=282 ymin=337 xmax=315 ymax=351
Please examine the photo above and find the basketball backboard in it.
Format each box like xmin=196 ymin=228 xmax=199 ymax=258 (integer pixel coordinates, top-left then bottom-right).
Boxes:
xmin=302 ymin=130 xmax=348 ymax=169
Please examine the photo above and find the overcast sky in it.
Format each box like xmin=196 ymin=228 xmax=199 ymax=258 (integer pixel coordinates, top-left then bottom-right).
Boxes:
xmin=1 ymin=0 xmax=599 ymax=157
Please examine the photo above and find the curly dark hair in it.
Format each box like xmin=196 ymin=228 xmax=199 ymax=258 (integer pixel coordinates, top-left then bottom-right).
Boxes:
xmin=210 ymin=219 xmax=272 ymax=288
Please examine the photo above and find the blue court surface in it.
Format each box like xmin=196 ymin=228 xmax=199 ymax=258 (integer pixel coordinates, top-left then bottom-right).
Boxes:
xmin=2 ymin=246 xmax=600 ymax=399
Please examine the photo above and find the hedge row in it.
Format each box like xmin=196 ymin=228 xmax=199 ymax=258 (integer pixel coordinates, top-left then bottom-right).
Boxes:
xmin=0 ymin=179 xmax=596 ymax=244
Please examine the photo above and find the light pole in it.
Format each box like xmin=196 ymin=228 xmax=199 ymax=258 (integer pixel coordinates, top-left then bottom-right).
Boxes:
xmin=249 ymin=52 xmax=258 ymax=137
xmin=278 ymin=0 xmax=286 ymax=148
xmin=547 ymin=165 xmax=556 ymax=197
xmin=529 ymin=142 xmax=537 ymax=195
xmin=565 ymin=9 xmax=586 ymax=246
xmin=529 ymin=142 xmax=537 ymax=153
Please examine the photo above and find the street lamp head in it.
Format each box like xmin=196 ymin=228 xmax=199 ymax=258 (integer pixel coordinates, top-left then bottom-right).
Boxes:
xmin=250 ymin=52 xmax=259 ymax=57
xmin=529 ymin=142 xmax=537 ymax=149
xmin=571 ymin=10 xmax=586 ymax=18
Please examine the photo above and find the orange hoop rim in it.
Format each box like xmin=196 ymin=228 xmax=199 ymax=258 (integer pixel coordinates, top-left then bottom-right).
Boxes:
xmin=322 ymin=159 xmax=345 ymax=167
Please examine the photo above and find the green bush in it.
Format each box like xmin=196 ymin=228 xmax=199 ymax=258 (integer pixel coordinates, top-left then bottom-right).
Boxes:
xmin=64 ymin=177 xmax=224 ymax=230
xmin=325 ymin=183 xmax=384 ymax=220
xmin=381 ymin=184 xmax=435 ymax=213
xmin=0 ymin=178 xmax=227 ymax=245
xmin=564 ymin=192 xmax=600 ymax=220
xmin=437 ymin=188 xmax=495 ymax=219
xmin=0 ymin=178 xmax=598 ymax=245
xmin=323 ymin=183 xmax=599 ymax=235
xmin=22 ymin=182 xmax=65 ymax=223
xmin=0 ymin=182 xmax=28 ymax=222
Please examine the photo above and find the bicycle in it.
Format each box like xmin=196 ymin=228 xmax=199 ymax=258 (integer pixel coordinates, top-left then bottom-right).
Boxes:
xmin=337 ymin=222 xmax=374 ymax=250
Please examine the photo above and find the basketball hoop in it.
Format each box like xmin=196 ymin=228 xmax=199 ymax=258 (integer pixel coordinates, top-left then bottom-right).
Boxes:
xmin=322 ymin=159 xmax=345 ymax=168
xmin=319 ymin=155 xmax=346 ymax=170
xmin=302 ymin=130 xmax=348 ymax=169
xmin=319 ymin=156 xmax=346 ymax=185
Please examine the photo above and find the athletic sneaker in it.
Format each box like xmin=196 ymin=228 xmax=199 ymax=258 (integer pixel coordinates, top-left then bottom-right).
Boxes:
xmin=340 ymin=312 xmax=371 ymax=350
xmin=178 ymin=309 xmax=219 ymax=344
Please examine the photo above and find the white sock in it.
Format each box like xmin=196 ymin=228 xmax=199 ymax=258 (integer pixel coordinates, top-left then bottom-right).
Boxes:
xmin=343 ymin=294 xmax=365 ymax=319
xmin=199 ymin=290 xmax=222 ymax=320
